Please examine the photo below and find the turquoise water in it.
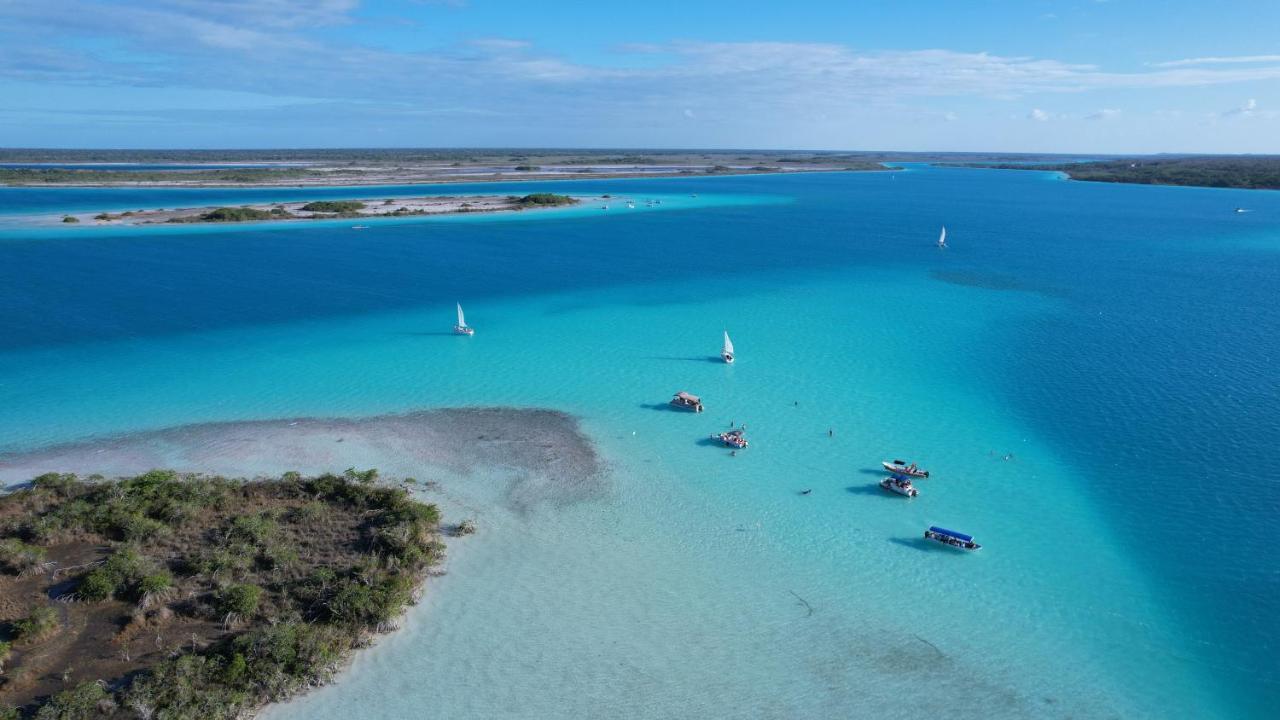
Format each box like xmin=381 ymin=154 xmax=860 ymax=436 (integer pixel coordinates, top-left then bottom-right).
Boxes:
xmin=1 ymin=168 xmax=1277 ymax=718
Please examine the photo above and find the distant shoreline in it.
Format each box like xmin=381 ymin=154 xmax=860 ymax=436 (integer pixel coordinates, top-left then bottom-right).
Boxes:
xmin=957 ymin=157 xmax=1280 ymax=192
xmin=3 ymin=166 xmax=884 ymax=189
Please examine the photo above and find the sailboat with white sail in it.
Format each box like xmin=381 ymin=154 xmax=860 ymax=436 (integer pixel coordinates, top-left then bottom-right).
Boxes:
xmin=454 ymin=302 xmax=474 ymax=336
xmin=721 ymin=331 xmax=735 ymax=364
xmin=937 ymin=226 xmax=948 ymax=249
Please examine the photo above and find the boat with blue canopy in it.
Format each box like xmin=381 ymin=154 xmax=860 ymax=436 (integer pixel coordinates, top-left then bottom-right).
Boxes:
xmin=924 ymin=526 xmax=981 ymax=551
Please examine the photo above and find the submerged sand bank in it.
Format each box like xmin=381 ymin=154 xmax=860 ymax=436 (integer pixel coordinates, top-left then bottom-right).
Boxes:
xmin=0 ymin=407 xmax=607 ymax=513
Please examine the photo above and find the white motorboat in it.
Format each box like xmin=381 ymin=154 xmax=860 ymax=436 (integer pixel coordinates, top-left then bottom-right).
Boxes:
xmin=882 ymin=459 xmax=929 ymax=478
xmin=880 ymin=475 xmax=919 ymax=497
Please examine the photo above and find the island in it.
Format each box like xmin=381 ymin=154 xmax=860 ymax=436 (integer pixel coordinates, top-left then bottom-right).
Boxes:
xmin=0 ymin=149 xmax=894 ymax=187
xmin=0 ymin=469 xmax=447 ymax=719
xmin=76 ymin=193 xmax=580 ymax=226
xmin=967 ymin=155 xmax=1280 ymax=191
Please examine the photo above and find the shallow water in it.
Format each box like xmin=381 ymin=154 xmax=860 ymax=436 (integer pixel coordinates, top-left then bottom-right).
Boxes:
xmin=1 ymin=167 xmax=1277 ymax=718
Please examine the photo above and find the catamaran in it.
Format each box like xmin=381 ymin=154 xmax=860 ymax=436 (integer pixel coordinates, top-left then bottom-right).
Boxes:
xmin=721 ymin=331 xmax=735 ymax=364
xmin=454 ymin=303 xmax=474 ymax=336
xmin=923 ymin=526 xmax=981 ymax=551
xmin=937 ymin=226 xmax=948 ymax=249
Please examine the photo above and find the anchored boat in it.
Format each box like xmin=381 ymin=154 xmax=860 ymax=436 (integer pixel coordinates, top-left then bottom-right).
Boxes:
xmin=721 ymin=331 xmax=735 ymax=364
xmin=713 ymin=428 xmax=748 ymax=449
xmin=454 ymin=303 xmax=475 ymax=336
xmin=924 ymin=526 xmax=981 ymax=551
xmin=882 ymin=459 xmax=929 ymax=478
xmin=670 ymin=391 xmax=704 ymax=412
xmin=880 ymin=474 xmax=919 ymax=497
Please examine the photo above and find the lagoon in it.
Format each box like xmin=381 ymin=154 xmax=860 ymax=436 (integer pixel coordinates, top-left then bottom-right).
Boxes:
xmin=1 ymin=167 xmax=1276 ymax=718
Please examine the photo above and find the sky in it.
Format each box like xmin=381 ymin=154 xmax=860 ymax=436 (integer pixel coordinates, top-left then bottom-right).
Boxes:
xmin=1 ymin=0 xmax=1278 ymax=153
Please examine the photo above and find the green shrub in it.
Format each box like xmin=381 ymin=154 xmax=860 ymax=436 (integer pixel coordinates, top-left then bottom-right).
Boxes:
xmin=299 ymin=200 xmax=365 ymax=213
xmin=227 ymin=513 xmax=278 ymax=545
xmin=31 ymin=472 xmax=79 ymax=498
xmin=34 ymin=680 xmax=111 ymax=720
xmin=139 ymin=571 xmax=172 ymax=596
xmin=188 ymin=207 xmax=276 ymax=222
xmin=14 ymin=605 xmax=60 ymax=642
xmin=513 ymin=193 xmax=575 ymax=207
xmin=61 ymin=215 xmax=80 ymax=223
xmin=218 ymin=584 xmax=262 ymax=619
xmin=77 ymin=546 xmax=151 ymax=601
xmin=76 ymin=570 xmax=119 ymax=601
xmin=0 ymin=538 xmax=47 ymax=573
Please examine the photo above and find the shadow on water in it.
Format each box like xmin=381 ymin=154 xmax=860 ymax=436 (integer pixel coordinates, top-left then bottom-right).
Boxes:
xmin=857 ymin=467 xmax=887 ymax=476
xmin=643 ymin=355 xmax=725 ymax=364
xmin=696 ymin=436 xmax=728 ymax=448
xmin=846 ymin=483 xmax=890 ymax=497
xmin=889 ymin=536 xmax=937 ymax=553
xmin=638 ymin=402 xmax=689 ymax=412
xmin=400 ymin=331 xmax=463 ymax=337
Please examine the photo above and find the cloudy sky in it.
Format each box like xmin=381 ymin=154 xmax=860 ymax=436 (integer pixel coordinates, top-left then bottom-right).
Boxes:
xmin=1 ymin=0 xmax=1278 ymax=152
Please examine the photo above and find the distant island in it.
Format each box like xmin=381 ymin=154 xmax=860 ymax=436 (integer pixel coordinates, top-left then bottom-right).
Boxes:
xmin=75 ymin=193 xmax=580 ymax=226
xmin=0 ymin=469 xmax=450 ymax=719
xmin=966 ymin=155 xmax=1280 ymax=191
xmin=0 ymin=149 xmax=894 ymax=187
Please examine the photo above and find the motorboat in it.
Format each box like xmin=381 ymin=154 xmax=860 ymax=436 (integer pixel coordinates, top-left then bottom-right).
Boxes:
xmin=882 ymin=459 xmax=929 ymax=478
xmin=721 ymin=331 xmax=735 ymax=364
xmin=713 ymin=428 xmax=748 ymax=449
xmin=880 ymin=474 xmax=919 ymax=497
xmin=670 ymin=391 xmax=704 ymax=412
xmin=454 ymin=302 xmax=475 ymax=336
xmin=924 ymin=526 xmax=981 ymax=551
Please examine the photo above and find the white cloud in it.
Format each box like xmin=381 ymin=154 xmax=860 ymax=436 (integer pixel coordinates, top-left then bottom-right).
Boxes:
xmin=1153 ymin=55 xmax=1280 ymax=68
xmin=1028 ymin=108 xmax=1050 ymax=121
xmin=683 ymin=108 xmax=695 ymax=119
xmin=1085 ymin=108 xmax=1121 ymax=120
xmin=469 ymin=38 xmax=533 ymax=52
xmin=1223 ymin=98 xmax=1258 ymax=117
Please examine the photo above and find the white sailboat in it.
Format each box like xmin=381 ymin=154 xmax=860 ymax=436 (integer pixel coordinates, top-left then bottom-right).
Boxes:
xmin=937 ymin=226 xmax=948 ymax=249
xmin=721 ymin=331 xmax=735 ymax=364
xmin=454 ymin=302 xmax=474 ymax=336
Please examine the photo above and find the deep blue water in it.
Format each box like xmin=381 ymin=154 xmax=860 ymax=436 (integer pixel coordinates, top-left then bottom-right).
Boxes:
xmin=1 ymin=167 xmax=1277 ymax=717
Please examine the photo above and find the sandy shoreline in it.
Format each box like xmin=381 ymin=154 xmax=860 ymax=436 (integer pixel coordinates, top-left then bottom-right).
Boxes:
xmin=65 ymin=194 xmax=585 ymax=226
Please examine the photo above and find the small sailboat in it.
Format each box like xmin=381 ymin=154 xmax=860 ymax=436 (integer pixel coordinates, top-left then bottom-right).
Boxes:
xmin=454 ymin=303 xmax=474 ymax=336
xmin=937 ymin=226 xmax=948 ymax=249
xmin=721 ymin=331 xmax=735 ymax=364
